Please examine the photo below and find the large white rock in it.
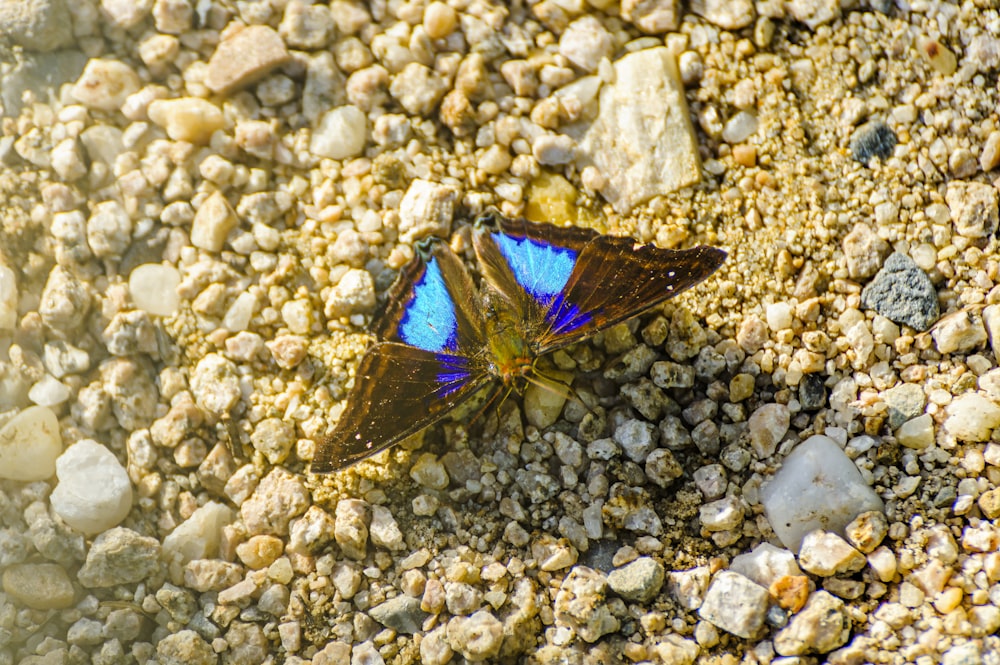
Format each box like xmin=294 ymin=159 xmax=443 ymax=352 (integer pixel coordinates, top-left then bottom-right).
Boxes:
xmin=760 ymin=435 xmax=884 ymax=553
xmin=50 ymin=439 xmax=132 ymax=534
xmin=577 ymin=47 xmax=701 ymax=213
xmin=0 ymin=406 xmax=63 ymax=481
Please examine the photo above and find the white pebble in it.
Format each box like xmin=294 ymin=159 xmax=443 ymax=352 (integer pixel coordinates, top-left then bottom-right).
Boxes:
xmin=0 ymin=264 xmax=17 ymax=330
xmin=895 ymin=414 xmax=934 ymax=450
xmin=50 ymin=439 xmax=133 ymax=535
xmin=311 ymin=105 xmax=368 ymax=160
xmin=0 ymin=406 xmax=63 ymax=481
xmin=944 ymin=394 xmax=1000 ymax=442
xmin=129 ymin=264 xmax=180 ymax=317
xmin=721 ymin=111 xmax=758 ymax=144
xmin=765 ymin=302 xmax=792 ymax=331
xmin=71 ymin=59 xmax=140 ymax=111
xmin=28 ymin=375 xmax=71 ymax=407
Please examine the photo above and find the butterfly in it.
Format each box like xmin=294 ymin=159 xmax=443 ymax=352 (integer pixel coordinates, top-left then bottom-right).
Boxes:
xmin=311 ymin=211 xmax=727 ymax=472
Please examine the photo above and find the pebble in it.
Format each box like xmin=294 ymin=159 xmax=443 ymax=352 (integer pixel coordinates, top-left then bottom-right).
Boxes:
xmin=523 ymin=369 xmax=572 ymax=428
xmin=390 ymin=63 xmax=448 ymax=115
xmin=369 ymin=595 xmax=427 ymax=634
xmin=0 ymin=0 xmax=75 ymax=50
xmin=860 ymin=253 xmax=939 ymax=331
xmin=773 ymin=591 xmax=850 ymax=656
xmin=559 ymin=16 xmax=613 ymax=73
xmin=766 ymin=302 xmax=793 ymax=331
xmin=183 ymin=560 xmax=243 ymax=592
xmin=446 ymin=610 xmax=504 ymax=660
xmin=334 ymin=498 xmax=370 ymax=560
xmin=0 ymin=263 xmax=15 ymax=330
xmin=882 ymin=383 xmax=926 ymax=430
xmin=70 ymin=58 xmax=140 ymax=111
xmin=311 ymin=105 xmax=368 ymax=160
xmin=369 ymin=504 xmax=405 ymax=551
xmin=236 ymin=534 xmax=283 ymax=569
xmin=409 ymin=452 xmax=450 ymax=490
xmin=129 ymin=263 xmax=181 ymax=316
xmin=190 ymin=191 xmax=237 ymax=252
xmin=579 ymin=47 xmax=700 ymax=213
xmin=850 ymin=120 xmax=897 ymax=164
xmin=621 ymin=0 xmax=680 ymax=33
xmin=250 ymin=417 xmax=295 ymax=466
xmin=40 ymin=265 xmax=90 ymax=332
xmin=0 ymin=405 xmax=62 ymax=481
xmin=730 ymin=543 xmax=802 ymax=588
xmin=722 ymin=111 xmax=758 ymax=144
xmin=844 ymin=510 xmax=888 ymax=554
xmin=533 ymin=133 xmax=576 ymax=166
xmin=700 ymin=496 xmax=745 ymax=532
xmin=842 ymin=223 xmax=888 ymax=280
xmin=162 ymin=501 xmax=235 ymax=580
xmin=747 ymin=403 xmax=790 ymax=458
xmin=553 ymin=566 xmax=619 ymax=643
xmin=614 ymin=418 xmax=658 ymax=463
xmin=279 ymin=0 xmax=333 ymax=49
xmin=205 ymin=25 xmax=291 ymax=94
xmin=78 ymin=526 xmax=162 ymax=587
xmin=156 ymin=629 xmax=217 ymax=665
xmin=798 ymin=530 xmax=866 ymax=576
xmin=798 ymin=374 xmax=827 ymax=411
xmin=932 ymin=311 xmax=988 ymax=355
xmin=691 ymin=0 xmax=754 ymax=29
xmin=50 ymin=439 xmax=132 ymax=535
xmin=241 ymin=468 xmax=310 ymax=536
xmin=946 ymin=180 xmax=999 ymax=238
xmin=147 ymin=97 xmax=225 ymax=145
xmin=760 ymin=435 xmax=885 ymax=552
xmin=896 ymin=413 xmax=935 ymax=449
xmin=645 ymin=448 xmax=683 ymax=487
xmin=607 ymin=556 xmax=665 ymax=603
xmin=2 ymin=562 xmax=75 ymax=609
xmin=190 ymin=353 xmax=241 ymax=416
xmin=698 ymin=571 xmax=769 ymax=639
xmin=944 ymin=394 xmax=1000 ymax=442
xmin=325 ymin=268 xmax=376 ymax=317
xmin=397 ymin=179 xmax=456 ymax=243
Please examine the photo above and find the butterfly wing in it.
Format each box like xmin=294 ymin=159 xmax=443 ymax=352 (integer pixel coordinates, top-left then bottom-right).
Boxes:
xmin=311 ymin=343 xmax=493 ymax=471
xmin=313 ymin=238 xmax=492 ymax=472
xmin=474 ymin=213 xmax=727 ymax=353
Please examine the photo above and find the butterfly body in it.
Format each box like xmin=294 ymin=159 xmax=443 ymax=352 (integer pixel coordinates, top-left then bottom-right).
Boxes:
xmin=312 ymin=212 xmax=726 ymax=472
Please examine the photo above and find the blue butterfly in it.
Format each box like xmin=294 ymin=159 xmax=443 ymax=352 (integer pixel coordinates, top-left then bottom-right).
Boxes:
xmin=312 ymin=211 xmax=726 ymax=471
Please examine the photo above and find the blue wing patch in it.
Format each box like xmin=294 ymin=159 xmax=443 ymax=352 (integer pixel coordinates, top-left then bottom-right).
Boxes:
xmin=433 ymin=353 xmax=472 ymax=398
xmin=492 ymin=232 xmax=577 ymax=305
xmin=399 ymin=257 xmax=459 ymax=352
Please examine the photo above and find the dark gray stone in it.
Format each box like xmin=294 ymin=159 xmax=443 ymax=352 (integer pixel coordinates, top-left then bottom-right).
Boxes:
xmin=860 ymin=253 xmax=939 ymax=331
xmin=851 ymin=120 xmax=897 ymax=164
xmin=798 ymin=374 xmax=827 ymax=411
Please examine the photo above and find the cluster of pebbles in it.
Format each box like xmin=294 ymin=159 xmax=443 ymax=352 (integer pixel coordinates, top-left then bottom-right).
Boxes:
xmin=2 ymin=0 xmax=1000 ymax=663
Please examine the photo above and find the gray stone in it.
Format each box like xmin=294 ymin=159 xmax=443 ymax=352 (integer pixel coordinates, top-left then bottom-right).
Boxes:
xmin=882 ymin=383 xmax=926 ymax=430
xmin=0 ymin=0 xmax=74 ymax=51
xmin=860 ymin=253 xmax=939 ymax=331
xmin=368 ymin=595 xmax=428 ymax=634
xmin=78 ymin=527 xmax=162 ymax=588
xmin=607 ymin=556 xmax=665 ymax=602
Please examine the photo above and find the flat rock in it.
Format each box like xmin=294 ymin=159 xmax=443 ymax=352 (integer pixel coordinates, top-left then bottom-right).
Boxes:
xmin=860 ymin=253 xmax=939 ymax=331
xmin=205 ymin=25 xmax=291 ymax=94
xmin=2 ymin=562 xmax=75 ymax=609
xmin=369 ymin=595 xmax=428 ymax=634
xmin=577 ymin=47 xmax=701 ymax=213
xmin=78 ymin=527 xmax=162 ymax=588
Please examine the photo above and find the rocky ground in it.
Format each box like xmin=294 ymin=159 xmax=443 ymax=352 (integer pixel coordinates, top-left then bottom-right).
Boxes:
xmin=2 ymin=0 xmax=1000 ymax=664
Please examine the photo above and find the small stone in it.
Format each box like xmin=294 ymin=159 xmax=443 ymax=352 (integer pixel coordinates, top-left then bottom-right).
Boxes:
xmin=842 ymin=223 xmax=888 ymax=280
xmin=721 ymin=111 xmax=758 ymax=144
xmin=423 ymin=2 xmax=457 ymax=39
xmin=882 ymin=383 xmax=926 ymax=430
xmin=410 ymin=452 xmax=450 ymax=490
xmin=190 ymin=191 xmax=237 ymax=252
xmin=533 ymin=134 xmax=576 ymax=166
xmin=980 ymin=131 xmax=1000 ymax=172
xmin=766 ymin=302 xmax=793 ymax=331
xmin=183 ymin=560 xmax=243 ymax=592
xmin=78 ymin=527 xmax=162 ymax=587
xmin=148 ymin=97 xmax=225 ymax=144
xmin=325 ymin=268 xmax=376 ymax=317
xmin=0 ymin=405 xmax=62 ymax=481
xmin=845 ymin=511 xmax=888 ymax=553
xmin=760 ymin=435 xmax=885 ymax=552
xmin=621 ymin=0 xmax=680 ymax=33
xmin=236 ymin=534 xmax=283 ymax=569
xmin=933 ymin=310 xmax=987 ymax=355
xmin=773 ymin=591 xmax=851 ymax=656
xmin=162 ymin=502 xmax=235 ymax=581
xmin=785 ymin=0 xmax=840 ymax=29
xmin=50 ymin=439 xmax=132 ymax=535
xmin=798 ymin=374 xmax=827 ymax=411
xmin=190 ymin=353 xmax=241 ymax=416
xmin=390 ymin=63 xmax=448 ymax=115
xmin=369 ymin=595 xmax=428 ymax=634
xmin=698 ymin=571 xmax=769 ymax=639
xmin=747 ymin=403 xmax=790 ymax=458
xmin=608 ymin=556 xmax=665 ymax=602
xmin=850 ymin=120 xmax=897 ymax=164
xmin=944 ymin=394 xmax=1000 ymax=442
xmin=370 ymin=504 xmax=405 ymax=551
xmin=554 ymin=566 xmax=619 ymax=643
xmin=559 ymin=16 xmax=613 ymax=73
xmin=70 ymin=58 xmax=140 ymax=111
xmin=279 ymin=0 xmax=333 ymax=49
xmin=798 ymin=531 xmax=866 ymax=577
xmin=946 ymin=180 xmax=999 ymax=238
xmin=614 ymin=419 xmax=658 ymax=463
xmin=578 ymin=47 xmax=700 ymax=213
xmin=241 ymin=466 xmax=306 ymax=533
xmin=667 ymin=566 xmax=710 ymax=610
xmin=524 ymin=369 xmax=573 ymax=428
xmin=311 ymin=105 xmax=367 ymax=160
xmin=977 ymin=488 xmax=1000 ymax=519
xmin=2 ymin=562 xmax=75 ymax=609
xmin=860 ymin=253 xmax=939 ymax=331
xmin=699 ymin=496 xmax=745 ymax=532
xmin=896 ymin=414 xmax=934 ymax=449
xmin=690 ymin=0 xmax=753 ymax=28
xmin=867 ymin=546 xmax=897 ymax=582
xmin=645 ymin=448 xmax=683 ymax=488
xmin=446 ymin=611 xmax=504 ymax=661
xmin=730 ymin=543 xmax=802 ymax=587
xmin=205 ymin=25 xmax=291 ymax=94
xmin=334 ymin=498 xmax=370 ymax=560
xmin=250 ymin=417 xmax=295 ymax=466
xmin=156 ymin=629 xmax=216 ymax=665
xmin=917 ymin=36 xmax=958 ymax=75
xmin=129 ymin=264 xmax=181 ymax=316
xmin=398 ymin=179 xmax=456 ymax=243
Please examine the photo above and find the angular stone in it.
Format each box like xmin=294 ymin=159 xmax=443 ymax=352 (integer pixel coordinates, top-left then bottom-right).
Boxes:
xmin=860 ymin=253 xmax=938 ymax=331
xmin=205 ymin=25 xmax=291 ymax=94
